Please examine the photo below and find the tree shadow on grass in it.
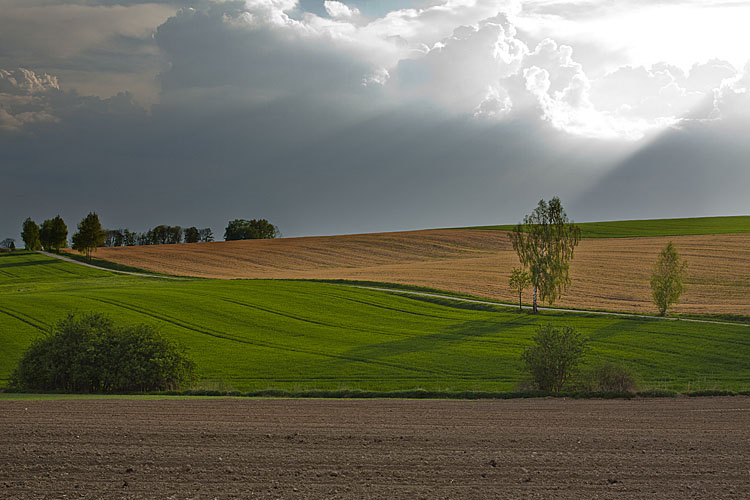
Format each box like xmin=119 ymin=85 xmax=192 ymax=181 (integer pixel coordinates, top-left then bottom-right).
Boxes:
xmin=341 ymin=317 xmax=530 ymax=364
xmin=0 ymin=256 xmax=61 ymax=269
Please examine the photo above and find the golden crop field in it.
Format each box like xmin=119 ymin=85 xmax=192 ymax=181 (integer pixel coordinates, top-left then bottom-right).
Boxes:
xmin=89 ymin=229 xmax=750 ymax=315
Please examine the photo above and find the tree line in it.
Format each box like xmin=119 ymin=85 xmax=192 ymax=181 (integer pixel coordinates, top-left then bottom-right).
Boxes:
xmin=18 ymin=214 xmax=280 ymax=261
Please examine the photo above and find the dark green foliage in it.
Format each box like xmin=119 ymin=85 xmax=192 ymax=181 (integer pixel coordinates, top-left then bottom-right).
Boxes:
xmin=509 ymin=197 xmax=581 ymax=313
xmin=11 ymin=313 xmax=196 ymax=393
xmin=21 ymin=218 xmax=41 ymax=250
xmin=184 ymin=226 xmax=200 ymax=243
xmin=580 ymin=362 xmax=638 ymax=393
xmin=39 ymin=215 xmax=68 ymax=252
xmin=199 ymin=228 xmax=214 ymax=242
xmin=224 ymin=219 xmax=279 ymax=240
xmin=521 ymin=323 xmax=588 ymax=392
xmin=72 ymin=212 xmax=106 ymax=261
xmin=144 ymin=225 xmax=183 ymax=245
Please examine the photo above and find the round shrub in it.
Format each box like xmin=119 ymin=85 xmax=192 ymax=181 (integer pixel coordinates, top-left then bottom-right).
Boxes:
xmin=521 ymin=323 xmax=588 ymax=393
xmin=11 ymin=313 xmax=197 ymax=393
xmin=581 ymin=362 xmax=639 ymax=393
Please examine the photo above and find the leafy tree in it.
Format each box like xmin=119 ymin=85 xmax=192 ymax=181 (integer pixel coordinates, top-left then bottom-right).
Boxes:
xmin=11 ymin=313 xmax=197 ymax=393
xmin=184 ymin=226 xmax=200 ymax=243
xmin=508 ymin=267 xmax=531 ymax=312
xmin=521 ymin=323 xmax=588 ymax=393
xmin=650 ymin=241 xmax=687 ymax=316
xmin=21 ymin=218 xmax=41 ymax=250
xmin=224 ymin=219 xmax=279 ymax=241
xmin=72 ymin=212 xmax=106 ymax=261
xmin=40 ymin=215 xmax=68 ymax=252
xmin=105 ymin=229 xmax=125 ymax=247
xmin=167 ymin=226 xmax=183 ymax=244
xmin=199 ymin=227 xmax=214 ymax=242
xmin=123 ymin=229 xmax=137 ymax=246
xmin=509 ymin=197 xmax=580 ymax=313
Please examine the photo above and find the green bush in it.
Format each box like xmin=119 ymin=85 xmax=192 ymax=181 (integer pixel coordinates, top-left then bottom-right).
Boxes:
xmin=521 ymin=323 xmax=588 ymax=393
xmin=580 ymin=362 xmax=638 ymax=393
xmin=11 ymin=313 xmax=197 ymax=393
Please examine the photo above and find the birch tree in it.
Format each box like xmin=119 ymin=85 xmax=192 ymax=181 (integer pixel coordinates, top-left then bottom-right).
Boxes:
xmin=508 ymin=197 xmax=581 ymax=313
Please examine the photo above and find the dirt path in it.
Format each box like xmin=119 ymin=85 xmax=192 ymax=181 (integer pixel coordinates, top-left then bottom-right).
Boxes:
xmin=354 ymin=286 xmax=749 ymax=327
xmin=2 ymin=397 xmax=749 ymax=499
xmin=39 ymin=251 xmax=184 ymax=279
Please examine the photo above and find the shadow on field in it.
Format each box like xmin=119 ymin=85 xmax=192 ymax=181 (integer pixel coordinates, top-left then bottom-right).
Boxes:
xmin=0 ymin=256 xmax=60 ymax=269
xmin=342 ymin=317 xmax=528 ymax=362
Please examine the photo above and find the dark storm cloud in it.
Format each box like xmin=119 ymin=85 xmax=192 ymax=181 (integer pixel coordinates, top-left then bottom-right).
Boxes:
xmin=0 ymin=0 xmax=748 ymax=244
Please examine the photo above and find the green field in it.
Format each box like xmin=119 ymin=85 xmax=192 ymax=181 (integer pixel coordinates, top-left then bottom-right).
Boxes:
xmin=1 ymin=251 xmax=748 ymax=392
xmin=464 ymin=215 xmax=750 ymax=238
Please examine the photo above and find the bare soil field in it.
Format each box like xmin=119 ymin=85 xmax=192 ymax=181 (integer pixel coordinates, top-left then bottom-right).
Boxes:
xmin=1 ymin=397 xmax=748 ymax=499
xmin=90 ymin=230 xmax=750 ymax=315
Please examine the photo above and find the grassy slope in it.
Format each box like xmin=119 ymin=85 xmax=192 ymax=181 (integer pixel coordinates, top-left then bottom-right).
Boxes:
xmin=1 ymin=251 xmax=748 ymax=392
xmin=465 ymin=215 xmax=750 ymax=238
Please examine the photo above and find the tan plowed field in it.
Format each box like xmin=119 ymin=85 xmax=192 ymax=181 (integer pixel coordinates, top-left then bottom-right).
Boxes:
xmin=90 ymin=230 xmax=750 ymax=315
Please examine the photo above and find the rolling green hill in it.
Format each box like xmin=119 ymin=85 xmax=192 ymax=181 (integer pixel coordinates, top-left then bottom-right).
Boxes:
xmin=465 ymin=215 xmax=750 ymax=238
xmin=1 ymin=251 xmax=748 ymax=392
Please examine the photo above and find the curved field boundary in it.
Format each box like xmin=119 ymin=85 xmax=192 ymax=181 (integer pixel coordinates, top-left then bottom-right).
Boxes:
xmin=38 ymin=251 xmax=185 ymax=279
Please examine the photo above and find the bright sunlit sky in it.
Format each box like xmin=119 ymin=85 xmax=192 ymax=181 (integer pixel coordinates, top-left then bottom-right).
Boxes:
xmin=1 ymin=0 xmax=748 ymax=239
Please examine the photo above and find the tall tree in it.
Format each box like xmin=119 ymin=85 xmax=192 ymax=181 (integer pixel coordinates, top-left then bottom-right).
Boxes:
xmin=21 ymin=218 xmax=41 ymax=250
xmin=72 ymin=212 xmax=106 ymax=261
xmin=40 ymin=215 xmax=68 ymax=252
xmin=650 ymin=241 xmax=687 ymax=316
xmin=508 ymin=197 xmax=581 ymax=313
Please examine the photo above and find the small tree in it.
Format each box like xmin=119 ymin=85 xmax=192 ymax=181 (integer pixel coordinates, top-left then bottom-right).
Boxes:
xmin=521 ymin=323 xmax=588 ymax=393
xmin=509 ymin=197 xmax=580 ymax=313
xmin=21 ymin=218 xmax=41 ymax=250
xmin=508 ymin=267 xmax=531 ymax=312
xmin=72 ymin=212 xmax=107 ymax=261
xmin=184 ymin=226 xmax=200 ymax=243
xmin=199 ymin=227 xmax=214 ymax=242
xmin=650 ymin=241 xmax=687 ymax=316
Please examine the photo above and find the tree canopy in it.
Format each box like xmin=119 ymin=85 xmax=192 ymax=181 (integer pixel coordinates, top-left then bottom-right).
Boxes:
xmin=39 ymin=215 xmax=68 ymax=252
xmin=508 ymin=197 xmax=580 ymax=313
xmin=21 ymin=218 xmax=41 ymax=250
xmin=650 ymin=241 xmax=687 ymax=316
xmin=72 ymin=212 xmax=106 ymax=261
xmin=224 ymin=219 xmax=279 ymax=241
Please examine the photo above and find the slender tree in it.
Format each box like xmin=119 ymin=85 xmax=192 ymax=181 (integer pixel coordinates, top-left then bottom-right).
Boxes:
xmin=21 ymin=218 xmax=41 ymax=250
xmin=508 ymin=197 xmax=580 ymax=313
xmin=650 ymin=241 xmax=687 ymax=316
xmin=508 ymin=267 xmax=531 ymax=312
xmin=72 ymin=213 xmax=106 ymax=261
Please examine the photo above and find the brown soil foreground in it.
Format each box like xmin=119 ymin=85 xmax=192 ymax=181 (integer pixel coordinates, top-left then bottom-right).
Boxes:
xmin=1 ymin=397 xmax=749 ymax=499
xmin=89 ymin=230 xmax=750 ymax=315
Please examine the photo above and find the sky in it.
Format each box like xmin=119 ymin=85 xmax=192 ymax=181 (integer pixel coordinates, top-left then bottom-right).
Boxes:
xmin=1 ymin=0 xmax=748 ymax=241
